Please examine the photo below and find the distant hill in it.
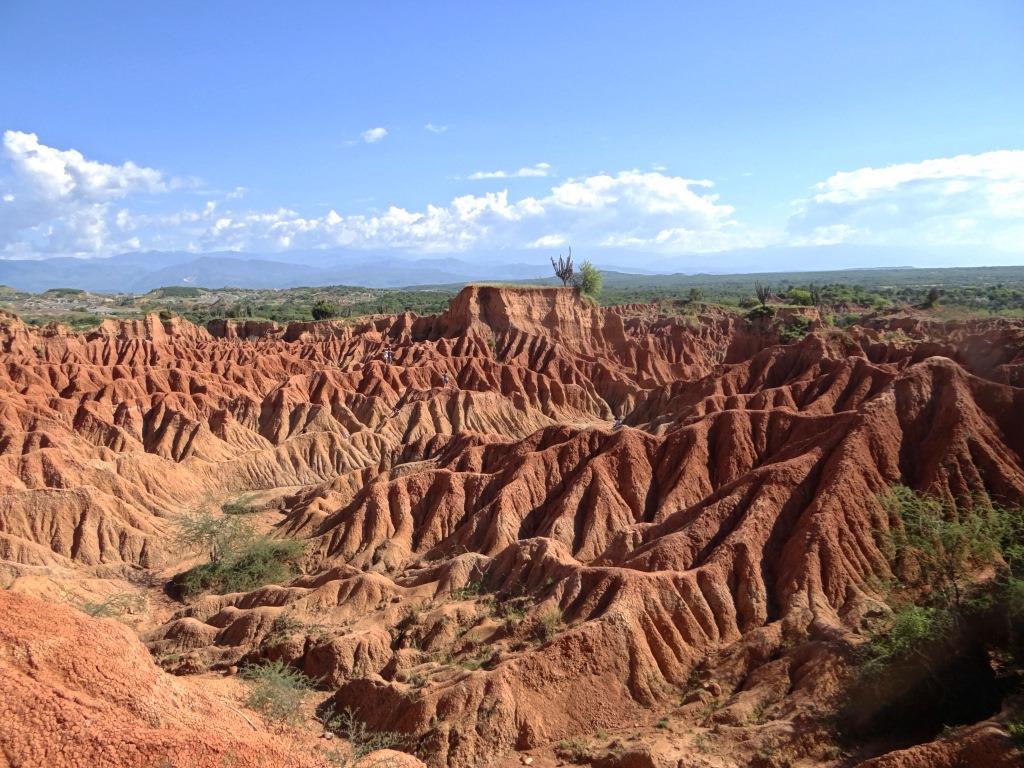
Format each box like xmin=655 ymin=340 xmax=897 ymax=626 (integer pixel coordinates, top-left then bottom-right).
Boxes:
xmin=0 ymin=246 xmax=1020 ymax=293
xmin=0 ymin=251 xmax=554 ymax=293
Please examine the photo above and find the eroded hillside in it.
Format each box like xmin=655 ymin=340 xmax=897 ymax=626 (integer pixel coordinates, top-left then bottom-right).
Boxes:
xmin=2 ymin=286 xmax=1023 ymax=768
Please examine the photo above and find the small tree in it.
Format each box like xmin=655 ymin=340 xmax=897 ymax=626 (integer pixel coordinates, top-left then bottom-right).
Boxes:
xmin=809 ymin=284 xmax=823 ymax=307
xmin=923 ymin=287 xmax=940 ymax=309
xmin=312 ymin=299 xmax=337 ymax=320
xmin=575 ymin=260 xmax=602 ymax=297
xmin=754 ymin=281 xmax=772 ymax=307
xmin=551 ymin=247 xmax=574 ymax=287
xmin=176 ymin=511 xmax=253 ymax=563
xmin=687 ymin=287 xmax=704 ymax=304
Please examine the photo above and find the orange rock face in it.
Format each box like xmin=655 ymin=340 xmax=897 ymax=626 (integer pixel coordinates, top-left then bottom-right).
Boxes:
xmin=1 ymin=286 xmax=1023 ymax=767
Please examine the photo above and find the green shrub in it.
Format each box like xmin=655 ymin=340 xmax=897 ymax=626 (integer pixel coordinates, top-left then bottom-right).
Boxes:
xmin=1007 ymin=717 xmax=1024 ymax=744
xmin=175 ymin=511 xmax=254 ymax=562
xmin=746 ymin=305 xmax=775 ymax=322
xmin=178 ymin=537 xmax=305 ymax=597
xmin=576 ymin=260 xmax=603 ymax=297
xmin=778 ymin=316 xmax=812 ymax=343
xmin=861 ymin=603 xmax=952 ymax=677
xmin=533 ymin=608 xmax=564 ymax=642
xmin=221 ymin=495 xmax=258 ymax=515
xmin=241 ymin=660 xmax=312 ymax=726
xmin=312 ymin=299 xmax=337 ymax=320
xmin=174 ymin=511 xmax=304 ymax=598
xmin=323 ymin=706 xmax=400 ymax=762
xmin=882 ymin=486 xmax=1019 ymax=610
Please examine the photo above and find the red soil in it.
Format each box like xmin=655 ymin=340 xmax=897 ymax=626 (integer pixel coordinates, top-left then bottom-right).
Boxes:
xmin=2 ymin=286 xmax=1023 ymax=767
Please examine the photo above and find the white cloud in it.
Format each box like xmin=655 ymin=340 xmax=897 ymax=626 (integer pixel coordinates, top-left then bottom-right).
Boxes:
xmin=469 ymin=162 xmax=552 ymax=180
xmin=8 ymin=131 xmax=1019 ymax=264
xmin=527 ymin=234 xmax=567 ymax=249
xmin=361 ymin=127 xmax=388 ymax=144
xmin=187 ymin=169 xmax=754 ymax=255
xmin=0 ymin=137 xmax=759 ymax=257
xmin=789 ymin=150 xmax=1024 ymax=250
xmin=0 ymin=130 xmax=169 ymax=256
xmin=425 ymin=123 xmax=448 ymax=134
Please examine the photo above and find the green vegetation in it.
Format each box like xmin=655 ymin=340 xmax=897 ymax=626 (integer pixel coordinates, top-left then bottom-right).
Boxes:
xmin=240 ymin=660 xmax=313 ymax=726
xmin=4 ymin=266 xmax=1024 ymax=329
xmin=576 ymin=259 xmax=602 ymax=297
xmin=321 ymin=706 xmax=400 ymax=764
xmin=151 ymin=286 xmax=204 ymax=298
xmin=534 ymin=607 xmax=564 ymax=642
xmin=842 ymin=486 xmax=1024 ymax=743
xmin=174 ymin=511 xmax=305 ymax=598
xmin=78 ymin=591 xmax=145 ymax=619
xmin=311 ymin=299 xmax=338 ymax=320
xmin=777 ymin=315 xmax=812 ymax=342
xmin=221 ymin=494 xmax=258 ymax=515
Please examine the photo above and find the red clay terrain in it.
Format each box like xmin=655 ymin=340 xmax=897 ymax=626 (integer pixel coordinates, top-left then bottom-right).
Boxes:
xmin=1 ymin=285 xmax=1023 ymax=768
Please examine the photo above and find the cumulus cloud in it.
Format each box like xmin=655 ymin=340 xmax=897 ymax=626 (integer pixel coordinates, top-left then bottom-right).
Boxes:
xmin=11 ymin=131 xmax=1018 ymax=263
xmin=527 ymin=234 xmax=567 ymax=249
xmin=469 ymin=162 xmax=552 ymax=180
xmin=185 ymin=169 xmax=756 ymax=255
xmin=361 ymin=127 xmax=388 ymax=144
xmin=789 ymin=150 xmax=1024 ymax=250
xmin=0 ymin=130 xmax=169 ymax=256
xmin=0 ymin=137 xmax=760 ymax=257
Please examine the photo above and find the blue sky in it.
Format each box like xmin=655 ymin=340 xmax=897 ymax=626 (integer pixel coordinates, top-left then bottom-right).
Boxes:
xmin=1 ymin=1 xmax=1022 ymax=270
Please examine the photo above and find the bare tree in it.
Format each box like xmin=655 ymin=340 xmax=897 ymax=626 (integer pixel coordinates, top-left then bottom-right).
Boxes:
xmin=551 ymin=247 xmax=574 ymax=287
xmin=754 ymin=281 xmax=772 ymax=307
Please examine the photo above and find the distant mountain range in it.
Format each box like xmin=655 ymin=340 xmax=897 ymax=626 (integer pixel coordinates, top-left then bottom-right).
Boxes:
xmin=0 ymin=245 xmax=1016 ymax=293
xmin=0 ymin=251 xmax=565 ymax=293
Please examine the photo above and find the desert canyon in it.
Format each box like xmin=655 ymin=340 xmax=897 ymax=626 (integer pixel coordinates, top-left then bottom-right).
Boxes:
xmin=2 ymin=285 xmax=1023 ymax=768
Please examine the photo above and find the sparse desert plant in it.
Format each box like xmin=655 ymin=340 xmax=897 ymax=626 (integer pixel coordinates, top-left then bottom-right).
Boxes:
xmin=551 ymin=247 xmax=575 ymax=286
xmin=777 ymin=316 xmax=811 ymax=343
xmin=555 ymin=737 xmax=589 ymax=764
xmin=451 ymin=579 xmax=484 ymax=600
xmin=881 ymin=485 xmax=1021 ymax=610
xmin=263 ymin=613 xmax=306 ymax=647
xmin=323 ymin=706 xmax=400 ymax=762
xmin=221 ymin=494 xmax=258 ymax=515
xmin=79 ymin=590 xmax=145 ymax=619
xmin=240 ymin=660 xmax=312 ymax=727
xmin=533 ymin=608 xmax=564 ymax=642
xmin=860 ymin=602 xmax=952 ymax=677
xmin=755 ymin=281 xmax=773 ymax=307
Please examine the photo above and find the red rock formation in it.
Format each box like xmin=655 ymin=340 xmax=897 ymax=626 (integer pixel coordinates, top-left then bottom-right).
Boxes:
xmin=1 ymin=286 xmax=1023 ymax=767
